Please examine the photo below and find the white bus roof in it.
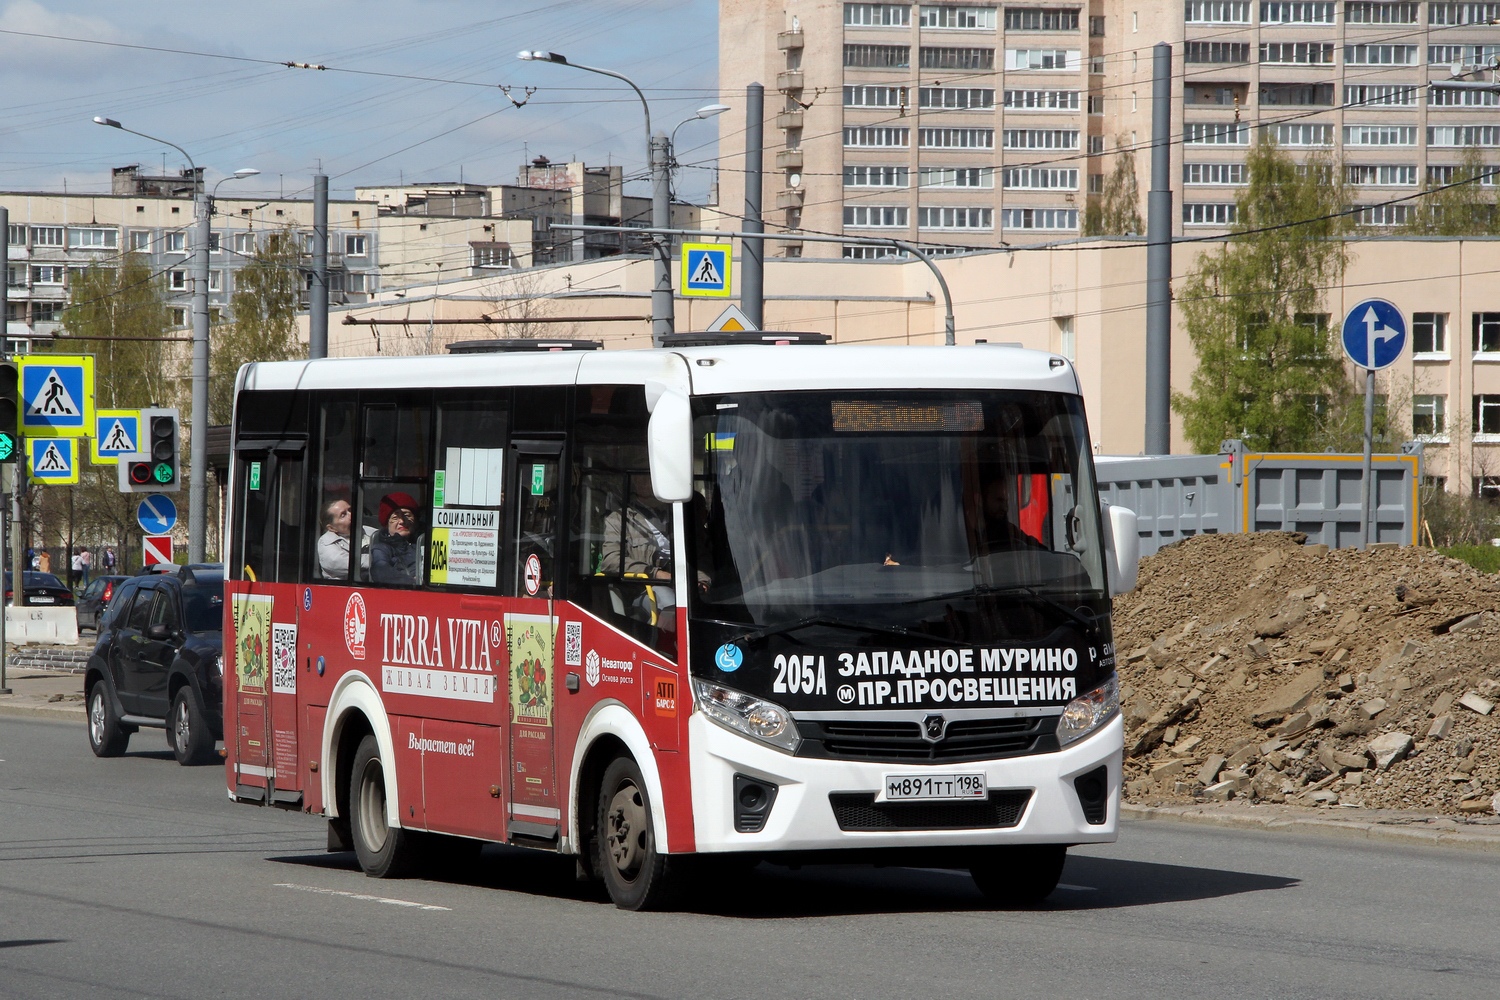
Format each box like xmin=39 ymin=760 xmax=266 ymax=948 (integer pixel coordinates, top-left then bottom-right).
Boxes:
xmin=238 ymin=345 xmax=1079 ymax=397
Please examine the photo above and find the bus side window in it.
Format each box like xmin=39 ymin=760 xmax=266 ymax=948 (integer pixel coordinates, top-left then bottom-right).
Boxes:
xmin=356 ymin=398 xmax=432 ymax=586
xmin=430 ymin=396 xmax=509 ymax=591
xmin=314 ymin=400 xmax=358 ymax=581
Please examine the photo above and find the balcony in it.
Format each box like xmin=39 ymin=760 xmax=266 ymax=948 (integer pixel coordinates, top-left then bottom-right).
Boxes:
xmin=775 ymin=109 xmax=804 ymax=130
xmin=775 ymin=148 xmax=804 ymax=170
xmin=777 ymin=30 xmax=803 ymax=51
xmin=775 ymin=188 xmax=806 ymax=210
xmin=777 ymin=70 xmax=805 ymax=92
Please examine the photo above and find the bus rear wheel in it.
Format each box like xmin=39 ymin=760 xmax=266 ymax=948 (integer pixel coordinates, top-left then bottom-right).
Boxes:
xmin=596 ymin=756 xmax=676 ymax=910
xmin=350 ymin=734 xmax=419 ymax=878
xmin=969 ymin=844 xmax=1067 ymax=907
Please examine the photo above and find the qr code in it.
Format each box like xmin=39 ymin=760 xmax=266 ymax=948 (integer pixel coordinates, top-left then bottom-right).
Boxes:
xmin=271 ymin=623 xmax=298 ymax=694
xmin=564 ymin=620 xmax=583 ymax=666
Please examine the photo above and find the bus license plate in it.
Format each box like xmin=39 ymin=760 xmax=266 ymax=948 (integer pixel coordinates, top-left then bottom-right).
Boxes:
xmin=879 ymin=773 xmax=986 ymax=802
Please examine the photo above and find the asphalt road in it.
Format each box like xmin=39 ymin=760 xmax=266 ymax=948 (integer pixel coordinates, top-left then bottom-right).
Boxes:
xmin=1 ymin=714 xmax=1497 ymax=1000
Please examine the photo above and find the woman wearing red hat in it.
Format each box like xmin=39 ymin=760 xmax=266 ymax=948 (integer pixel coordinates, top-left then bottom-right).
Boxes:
xmin=370 ymin=491 xmax=422 ymax=584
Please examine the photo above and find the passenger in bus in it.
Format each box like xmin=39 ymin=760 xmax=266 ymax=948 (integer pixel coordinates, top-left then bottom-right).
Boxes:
xmin=317 ymin=498 xmax=370 ymax=579
xmin=370 ymin=492 xmax=423 ymax=584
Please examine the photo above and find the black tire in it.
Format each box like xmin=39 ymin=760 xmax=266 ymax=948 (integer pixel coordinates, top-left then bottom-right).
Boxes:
xmin=596 ymin=756 xmax=678 ymax=910
xmin=349 ymin=734 xmax=419 ymax=878
xmin=168 ymin=687 xmax=215 ymax=766
xmin=86 ymin=680 xmax=130 ymax=757
xmin=969 ymin=844 xmax=1068 ymax=907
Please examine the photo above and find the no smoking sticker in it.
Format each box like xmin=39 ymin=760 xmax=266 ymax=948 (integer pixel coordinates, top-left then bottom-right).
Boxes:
xmin=524 ymin=553 xmax=542 ymax=596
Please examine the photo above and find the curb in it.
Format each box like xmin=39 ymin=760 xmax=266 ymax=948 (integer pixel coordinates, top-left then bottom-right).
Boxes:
xmin=1123 ymin=802 xmax=1500 ymax=854
xmin=0 ymin=702 xmax=86 ymax=723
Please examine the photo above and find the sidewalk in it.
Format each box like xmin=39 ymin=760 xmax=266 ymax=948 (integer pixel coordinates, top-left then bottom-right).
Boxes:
xmin=0 ymin=666 xmax=87 ymax=722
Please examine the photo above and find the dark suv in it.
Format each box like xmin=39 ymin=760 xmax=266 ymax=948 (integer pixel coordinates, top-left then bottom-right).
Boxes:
xmin=84 ymin=567 xmax=225 ymax=765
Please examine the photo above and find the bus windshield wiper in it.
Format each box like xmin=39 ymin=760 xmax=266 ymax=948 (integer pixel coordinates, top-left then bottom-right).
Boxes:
xmin=913 ymin=584 xmax=1101 ymax=634
xmin=732 ymin=614 xmax=971 ymax=648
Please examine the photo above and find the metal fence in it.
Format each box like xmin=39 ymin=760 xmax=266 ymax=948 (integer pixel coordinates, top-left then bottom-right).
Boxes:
xmin=1094 ymin=440 xmax=1423 ymax=557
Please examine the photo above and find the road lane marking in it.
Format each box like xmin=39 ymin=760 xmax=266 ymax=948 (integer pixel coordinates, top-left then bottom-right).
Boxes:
xmin=1055 ymin=883 xmax=1097 ymax=892
xmin=276 ymin=883 xmax=451 ymax=911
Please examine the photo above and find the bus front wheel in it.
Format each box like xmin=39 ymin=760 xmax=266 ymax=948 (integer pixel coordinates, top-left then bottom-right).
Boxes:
xmin=596 ymin=756 xmax=676 ymax=910
xmin=969 ymin=844 xmax=1067 ymax=907
xmin=350 ymin=734 xmax=419 ymax=878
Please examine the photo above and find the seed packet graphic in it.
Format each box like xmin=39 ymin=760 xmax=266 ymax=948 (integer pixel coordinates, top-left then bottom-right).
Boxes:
xmin=506 ymin=613 xmax=555 ymax=726
xmin=232 ymin=594 xmax=273 ymax=692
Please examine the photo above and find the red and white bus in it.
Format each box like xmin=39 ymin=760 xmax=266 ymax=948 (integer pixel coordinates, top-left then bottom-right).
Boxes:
xmin=224 ymin=338 xmax=1138 ymax=909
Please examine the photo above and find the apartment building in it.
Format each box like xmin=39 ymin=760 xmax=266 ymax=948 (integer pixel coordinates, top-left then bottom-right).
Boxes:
xmin=1100 ymin=1 xmax=1500 ymax=233
xmin=720 ymin=0 xmax=1102 ymax=257
xmin=1 ymin=165 xmax=377 ymax=352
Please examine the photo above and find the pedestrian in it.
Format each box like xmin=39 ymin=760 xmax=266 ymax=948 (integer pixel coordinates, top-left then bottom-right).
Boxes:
xmin=27 ymin=547 xmax=37 ymax=571
xmin=38 ymin=550 xmax=50 ymax=574
xmin=70 ymin=550 xmax=82 ymax=590
xmin=104 ymin=546 xmax=117 ymax=573
xmin=79 ymin=547 xmax=92 ymax=587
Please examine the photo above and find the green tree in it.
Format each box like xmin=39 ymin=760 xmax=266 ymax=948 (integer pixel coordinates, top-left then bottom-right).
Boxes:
xmin=1403 ymin=146 xmax=1499 ymax=236
xmin=210 ymin=227 xmax=302 ymax=423
xmin=1172 ymin=137 xmax=1355 ymax=452
xmin=1083 ymin=138 xmax=1143 ymax=236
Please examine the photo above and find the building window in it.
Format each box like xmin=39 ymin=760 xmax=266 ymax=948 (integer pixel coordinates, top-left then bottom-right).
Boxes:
xmin=6 ymin=265 xmax=22 ymax=288
xmin=32 ymin=301 xmax=62 ymax=323
xmin=168 ymin=270 xmax=187 ymax=291
xmin=7 ymin=224 xmax=24 ymax=246
xmin=1005 ymin=48 xmax=1078 ymax=70
xmin=169 ymin=307 xmax=187 ymax=326
xmin=1429 ymin=43 xmax=1500 ymax=67
xmin=165 ymin=231 xmax=186 ymax=252
xmin=209 ymin=270 xmax=222 ymax=292
xmin=1353 ymin=204 xmax=1413 ymax=226
xmin=30 ymin=265 xmax=64 ymax=285
xmin=1429 ymin=84 xmax=1500 ymax=107
xmin=921 ymin=5 xmax=998 ymax=29
xmin=1346 ymin=165 xmax=1417 ymax=186
xmin=1184 ymin=163 xmax=1248 ymax=185
xmin=1344 ymin=125 xmax=1417 ymax=146
xmin=1005 ymin=89 xmax=1080 ymax=110
xmin=1428 ymin=125 xmax=1500 ymax=148
xmin=129 ymin=230 xmax=151 ymax=252
xmin=30 ymin=226 xmax=63 ymax=247
xmin=348 ymin=272 xmax=368 ymax=293
xmin=843 ymin=205 xmax=910 ymax=227
xmin=843 ymin=245 xmax=902 ymax=259
xmin=1087 ymin=94 xmax=1104 ymax=114
xmin=1431 ymin=2 xmax=1500 ymax=25
xmin=920 ymin=127 xmax=995 ymax=148
xmin=1274 ymin=123 xmax=1334 ymax=146
xmin=1346 ymin=1 xmax=1419 ymax=21
xmin=845 ymin=3 xmax=911 ymax=26
xmin=1001 ymin=207 xmax=1078 ymax=230
xmin=1413 ymin=396 xmax=1446 ymax=437
xmin=1259 ymin=2 xmax=1336 ymax=21
xmin=1185 ymin=1 xmax=1252 ymax=21
xmin=233 ymin=232 xmax=256 ymax=255
xmin=1475 ymin=313 xmax=1500 ymax=353
xmin=1428 ymin=164 xmax=1500 ymax=186
xmin=1001 ymin=167 xmax=1077 ymax=189
xmin=1260 ymin=42 xmax=1334 ymax=64
xmin=1184 ymin=122 xmax=1252 ymax=144
xmin=844 ymin=126 xmax=911 ymax=148
xmin=919 ymin=47 xmax=996 ymax=69
xmin=1002 ymin=128 xmax=1079 ymax=150
xmin=1344 ymin=84 xmax=1418 ymax=107
xmin=845 ymin=165 xmax=910 ymax=187
xmin=1185 ymin=42 xmax=1250 ymax=63
xmin=917 ymin=206 xmax=993 ymax=229
xmin=1412 ymin=313 xmax=1447 ymax=354
xmin=1474 ymin=476 xmax=1500 ymax=501
xmin=1183 ymin=203 xmax=1239 ymax=225
xmin=67 ymin=227 xmax=118 ymax=249
xmin=1090 ymin=55 xmax=1105 ymax=73
xmin=843 ymin=44 xmax=911 ymax=68
xmin=470 ymin=242 xmax=511 ymax=268
xmin=844 ymin=85 xmax=909 ymax=108
xmin=1090 ymin=14 xmax=1106 ymax=34
xmin=918 ymin=87 xmax=996 ymax=110
xmin=1260 ymin=83 xmax=1334 ymax=106
xmin=1088 ymin=135 xmax=1105 ymax=154
xmin=1003 ymin=8 xmax=1079 ymax=30
xmin=345 ymin=234 xmax=368 ymax=256
xmin=1475 ymin=395 xmax=1500 ymax=434
xmin=921 ymin=166 xmax=996 ymax=187
xmin=1344 ymin=44 xmax=1418 ymax=66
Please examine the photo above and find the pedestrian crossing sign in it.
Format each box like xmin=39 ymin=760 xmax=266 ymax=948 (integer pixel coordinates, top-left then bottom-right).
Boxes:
xmin=28 ymin=436 xmax=79 ymax=484
xmin=91 ymin=409 xmax=142 ymax=465
xmin=681 ymin=242 xmax=731 ymax=298
xmin=18 ymin=354 xmax=95 ymax=437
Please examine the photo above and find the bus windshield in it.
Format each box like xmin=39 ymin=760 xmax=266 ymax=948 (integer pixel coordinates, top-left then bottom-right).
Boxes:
xmin=689 ymin=389 xmax=1107 ymax=629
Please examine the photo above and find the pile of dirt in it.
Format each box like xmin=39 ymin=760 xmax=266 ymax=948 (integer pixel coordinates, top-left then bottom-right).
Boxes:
xmin=1113 ymin=532 xmax=1500 ymax=816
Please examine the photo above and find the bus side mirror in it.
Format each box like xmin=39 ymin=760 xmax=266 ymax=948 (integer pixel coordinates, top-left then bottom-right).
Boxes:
xmin=1100 ymin=502 xmax=1139 ymax=596
xmin=647 ymin=389 xmax=693 ymax=503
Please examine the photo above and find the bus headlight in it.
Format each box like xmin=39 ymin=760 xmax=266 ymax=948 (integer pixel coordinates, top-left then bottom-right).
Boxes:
xmin=1055 ymin=675 xmax=1119 ymax=747
xmin=692 ymin=679 xmax=800 ymax=754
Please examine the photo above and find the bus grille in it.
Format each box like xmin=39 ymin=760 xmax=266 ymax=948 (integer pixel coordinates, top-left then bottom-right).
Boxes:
xmin=797 ymin=716 xmax=1058 ymax=763
xmin=828 ymin=791 xmax=1032 ymax=831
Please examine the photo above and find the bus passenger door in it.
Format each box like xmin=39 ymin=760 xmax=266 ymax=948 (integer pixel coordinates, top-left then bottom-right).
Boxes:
xmin=228 ymin=443 xmax=306 ymax=806
xmin=503 ymin=441 xmax=562 ymax=841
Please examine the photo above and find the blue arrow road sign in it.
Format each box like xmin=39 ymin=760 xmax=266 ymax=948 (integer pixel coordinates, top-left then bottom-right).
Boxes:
xmin=136 ymin=495 xmax=178 ymax=535
xmin=1341 ymin=298 xmax=1406 ymax=371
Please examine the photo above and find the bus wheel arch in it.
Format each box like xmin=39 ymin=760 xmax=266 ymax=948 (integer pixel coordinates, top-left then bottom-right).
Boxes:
xmin=324 ymin=673 xmax=399 ymax=829
xmin=569 ymin=703 xmax=671 ymax=865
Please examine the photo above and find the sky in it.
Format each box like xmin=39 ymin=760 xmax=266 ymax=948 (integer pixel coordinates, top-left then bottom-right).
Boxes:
xmin=0 ymin=0 xmax=721 ymax=203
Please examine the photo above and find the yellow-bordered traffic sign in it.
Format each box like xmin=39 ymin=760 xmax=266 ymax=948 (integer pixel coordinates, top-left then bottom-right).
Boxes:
xmin=681 ymin=242 xmax=732 ymax=298
xmin=92 ymin=408 xmax=142 ymax=465
xmin=18 ymin=354 xmax=95 ymax=438
xmin=28 ymin=436 xmax=79 ymax=484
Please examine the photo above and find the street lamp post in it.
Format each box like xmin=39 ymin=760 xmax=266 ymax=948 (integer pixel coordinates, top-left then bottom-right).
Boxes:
xmin=93 ymin=116 xmax=212 ymax=563
xmin=519 ymin=50 xmax=675 ymax=344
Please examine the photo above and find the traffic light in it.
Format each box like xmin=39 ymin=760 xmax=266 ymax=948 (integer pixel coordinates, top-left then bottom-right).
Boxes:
xmin=118 ymin=406 xmax=180 ymax=492
xmin=0 ymin=359 xmax=17 ymax=462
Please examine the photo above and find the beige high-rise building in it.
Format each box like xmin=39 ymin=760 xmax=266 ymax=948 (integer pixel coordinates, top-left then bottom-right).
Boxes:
xmin=719 ymin=2 xmax=1500 ymax=256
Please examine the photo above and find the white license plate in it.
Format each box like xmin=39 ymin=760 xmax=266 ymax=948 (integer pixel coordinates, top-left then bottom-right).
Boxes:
xmin=878 ymin=773 xmax=987 ymax=802
xmin=31 ymin=596 xmax=54 ymax=604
